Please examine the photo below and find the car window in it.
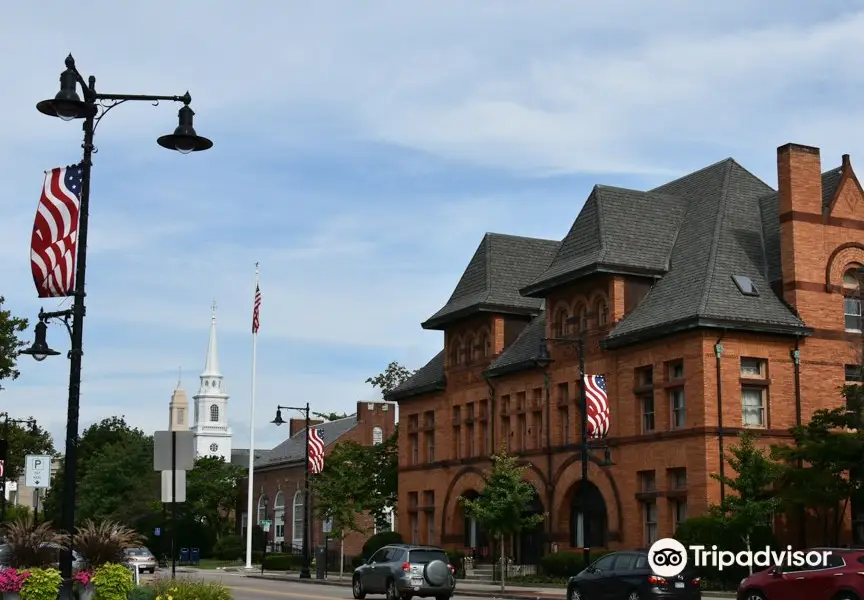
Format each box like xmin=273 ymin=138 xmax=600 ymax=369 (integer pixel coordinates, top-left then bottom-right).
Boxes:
xmin=126 ymin=548 xmax=150 ymax=556
xmin=409 ymin=550 xmax=448 ymax=565
xmin=382 ymin=548 xmax=401 ymax=562
xmin=593 ymin=554 xmax=617 ymax=571
xmin=369 ymin=549 xmax=388 ymax=563
xmin=633 ymin=554 xmax=649 ymax=569
xmin=612 ymin=554 xmax=635 ymax=571
xmin=825 ymin=554 xmax=845 ymax=569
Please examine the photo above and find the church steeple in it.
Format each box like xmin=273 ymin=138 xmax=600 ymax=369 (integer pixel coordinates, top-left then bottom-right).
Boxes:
xmin=202 ymin=299 xmax=220 ymax=378
xmin=169 ymin=371 xmax=189 ymax=431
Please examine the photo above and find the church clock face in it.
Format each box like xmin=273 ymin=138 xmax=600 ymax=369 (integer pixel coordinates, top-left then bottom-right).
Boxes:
xmin=210 ymin=443 xmax=219 ymax=452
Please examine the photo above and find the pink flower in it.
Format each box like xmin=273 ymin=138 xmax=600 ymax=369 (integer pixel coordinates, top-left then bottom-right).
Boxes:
xmin=73 ymin=571 xmax=92 ymax=587
xmin=0 ymin=568 xmax=30 ymax=593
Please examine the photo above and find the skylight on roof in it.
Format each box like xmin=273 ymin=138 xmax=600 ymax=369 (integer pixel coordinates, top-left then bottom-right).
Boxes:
xmin=732 ymin=275 xmax=759 ymax=297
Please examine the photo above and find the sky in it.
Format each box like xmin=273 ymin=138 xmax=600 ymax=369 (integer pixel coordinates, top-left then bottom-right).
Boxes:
xmin=2 ymin=0 xmax=864 ymax=453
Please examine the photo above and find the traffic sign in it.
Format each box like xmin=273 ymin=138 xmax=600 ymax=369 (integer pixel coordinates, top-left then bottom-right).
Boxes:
xmin=154 ymin=528 xmax=161 ymax=537
xmin=25 ymin=455 xmax=51 ymax=488
xmin=160 ymin=470 xmax=186 ymax=503
xmin=260 ymin=519 xmax=272 ymax=532
xmin=153 ymin=431 xmax=195 ymax=471
xmin=323 ymin=518 xmax=333 ymax=534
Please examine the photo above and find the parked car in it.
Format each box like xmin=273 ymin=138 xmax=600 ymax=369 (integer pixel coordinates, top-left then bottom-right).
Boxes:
xmin=737 ymin=547 xmax=860 ymax=600
xmin=567 ymin=551 xmax=701 ymax=600
xmin=38 ymin=543 xmax=86 ymax=573
xmin=124 ymin=547 xmax=157 ymax=574
xmin=352 ymin=544 xmax=456 ymax=600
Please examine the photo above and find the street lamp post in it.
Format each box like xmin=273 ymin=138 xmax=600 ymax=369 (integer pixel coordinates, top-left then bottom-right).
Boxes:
xmin=540 ymin=314 xmax=614 ymax=567
xmin=0 ymin=414 xmax=38 ymax=523
xmin=20 ymin=54 xmax=212 ymax=599
xmin=271 ymin=403 xmax=312 ymax=579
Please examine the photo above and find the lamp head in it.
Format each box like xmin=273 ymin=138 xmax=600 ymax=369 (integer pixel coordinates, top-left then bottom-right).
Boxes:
xmin=20 ymin=321 xmax=60 ymax=362
xmin=157 ymin=100 xmax=213 ymax=153
xmin=36 ymin=65 xmax=90 ymax=120
xmin=535 ymin=341 xmax=552 ymax=368
xmin=271 ymin=409 xmax=286 ymax=426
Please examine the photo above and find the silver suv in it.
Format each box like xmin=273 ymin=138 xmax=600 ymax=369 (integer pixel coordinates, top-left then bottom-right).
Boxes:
xmin=352 ymin=544 xmax=456 ymax=600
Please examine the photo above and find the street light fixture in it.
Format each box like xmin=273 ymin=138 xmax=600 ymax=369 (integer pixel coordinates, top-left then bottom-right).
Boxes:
xmin=542 ymin=313 xmax=614 ymax=567
xmin=26 ymin=53 xmax=212 ymax=599
xmin=0 ymin=414 xmax=38 ymax=524
xmin=271 ymin=403 xmax=312 ymax=579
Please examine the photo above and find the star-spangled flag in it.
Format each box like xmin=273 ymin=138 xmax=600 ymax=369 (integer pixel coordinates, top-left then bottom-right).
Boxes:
xmin=308 ymin=428 xmax=325 ymax=474
xmin=30 ymin=165 xmax=83 ymax=297
xmin=584 ymin=374 xmax=610 ymax=438
xmin=252 ymin=283 xmax=261 ymax=334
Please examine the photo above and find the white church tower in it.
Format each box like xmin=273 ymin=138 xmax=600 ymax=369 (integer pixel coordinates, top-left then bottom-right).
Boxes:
xmin=190 ymin=301 xmax=232 ymax=461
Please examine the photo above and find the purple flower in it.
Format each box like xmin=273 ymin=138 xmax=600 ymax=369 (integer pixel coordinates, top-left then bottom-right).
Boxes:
xmin=0 ymin=568 xmax=31 ymax=592
xmin=73 ymin=570 xmax=92 ymax=587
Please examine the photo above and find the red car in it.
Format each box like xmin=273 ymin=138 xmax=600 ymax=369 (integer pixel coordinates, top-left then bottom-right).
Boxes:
xmin=737 ymin=547 xmax=861 ymax=600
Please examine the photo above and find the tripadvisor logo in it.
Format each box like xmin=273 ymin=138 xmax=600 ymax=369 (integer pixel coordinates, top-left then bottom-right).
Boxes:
xmin=648 ymin=538 xmax=832 ymax=577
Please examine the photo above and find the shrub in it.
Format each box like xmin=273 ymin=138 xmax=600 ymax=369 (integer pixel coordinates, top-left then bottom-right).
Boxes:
xmin=128 ymin=586 xmax=155 ymax=600
xmin=91 ymin=563 xmax=134 ymax=600
xmin=446 ymin=550 xmax=466 ymax=578
xmin=361 ymin=531 xmax=403 ymax=558
xmin=73 ymin=519 xmax=143 ymax=569
xmin=212 ymin=535 xmax=244 ymax=561
xmin=262 ymin=553 xmax=305 ymax=571
xmin=0 ymin=568 xmax=30 ymax=592
xmin=2 ymin=521 xmax=69 ymax=568
xmin=19 ymin=567 xmax=62 ymax=600
xmin=150 ymin=577 xmax=232 ymax=600
xmin=539 ymin=550 xmax=610 ymax=578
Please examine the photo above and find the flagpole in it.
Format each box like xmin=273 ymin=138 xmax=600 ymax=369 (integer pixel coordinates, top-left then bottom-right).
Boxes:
xmin=244 ymin=263 xmax=260 ymax=570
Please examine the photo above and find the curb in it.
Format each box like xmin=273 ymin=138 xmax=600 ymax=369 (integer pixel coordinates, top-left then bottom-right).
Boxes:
xmin=246 ymin=575 xmax=564 ymax=599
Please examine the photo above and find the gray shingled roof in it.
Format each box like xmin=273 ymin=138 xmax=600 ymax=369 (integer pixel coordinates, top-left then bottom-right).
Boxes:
xmin=485 ymin=315 xmax=546 ymax=376
xmin=230 ymin=448 xmax=268 ymax=468
xmin=386 ymin=351 xmax=446 ymax=401
xmin=604 ymin=159 xmax=809 ymax=347
xmin=421 ymin=233 xmax=559 ymax=330
xmin=521 ymin=186 xmax=689 ymax=297
xmin=254 ymin=416 xmax=358 ymax=469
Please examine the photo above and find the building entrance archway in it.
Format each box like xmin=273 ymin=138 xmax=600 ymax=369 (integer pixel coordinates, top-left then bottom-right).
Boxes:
xmin=517 ymin=489 xmax=545 ymax=564
xmin=569 ymin=480 xmax=608 ymax=549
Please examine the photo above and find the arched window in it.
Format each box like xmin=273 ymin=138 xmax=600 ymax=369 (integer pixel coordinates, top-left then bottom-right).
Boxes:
xmin=479 ymin=332 xmax=490 ymax=357
xmin=844 ymin=266 xmax=862 ymax=290
xmin=596 ymin=299 xmax=609 ymax=326
xmin=372 ymin=426 xmax=383 ymax=445
xmin=845 ymin=265 xmax=863 ymax=332
xmin=210 ymin=404 xmax=220 ymax=422
xmin=273 ymin=492 xmax=285 ymax=544
xmin=292 ymin=490 xmax=305 ymax=550
xmin=257 ymin=494 xmax=267 ymax=524
xmin=573 ymin=304 xmax=587 ymax=332
xmin=456 ymin=341 xmax=466 ymax=365
xmin=450 ymin=336 xmax=462 ymax=367
xmin=554 ymin=308 xmax=569 ymax=337
xmin=466 ymin=335 xmax=476 ymax=361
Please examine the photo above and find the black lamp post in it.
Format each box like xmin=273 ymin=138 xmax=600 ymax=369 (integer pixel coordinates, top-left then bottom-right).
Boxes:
xmin=0 ymin=414 xmax=38 ymax=524
xmin=272 ymin=403 xmax=312 ymax=579
xmin=541 ymin=314 xmax=614 ymax=567
xmin=21 ymin=54 xmax=212 ymax=599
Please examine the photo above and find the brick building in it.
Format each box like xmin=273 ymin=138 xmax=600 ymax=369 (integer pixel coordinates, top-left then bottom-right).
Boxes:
xmin=388 ymin=143 xmax=864 ymax=561
xmin=239 ymin=400 xmax=397 ymax=559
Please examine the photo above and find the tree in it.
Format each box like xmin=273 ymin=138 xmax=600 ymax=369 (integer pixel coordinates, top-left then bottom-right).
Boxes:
xmin=0 ymin=297 xmax=28 ymax=383
xmin=2 ymin=419 xmax=55 ymax=480
xmin=311 ymin=442 xmax=371 ymax=539
xmin=368 ymin=429 xmax=399 ymax=526
xmin=711 ymin=431 xmax=783 ymax=574
xmin=366 ymin=361 xmax=416 ymax=395
xmin=313 ymin=412 xmax=350 ymax=421
xmin=183 ymin=456 xmax=245 ymax=537
xmin=459 ymin=449 xmax=544 ymax=591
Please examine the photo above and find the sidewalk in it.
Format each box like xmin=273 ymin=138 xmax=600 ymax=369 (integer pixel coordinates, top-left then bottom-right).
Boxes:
xmin=242 ymin=570 xmax=737 ymax=600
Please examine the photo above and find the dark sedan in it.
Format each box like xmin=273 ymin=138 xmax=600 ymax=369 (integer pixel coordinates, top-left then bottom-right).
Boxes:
xmin=567 ymin=551 xmax=701 ymax=600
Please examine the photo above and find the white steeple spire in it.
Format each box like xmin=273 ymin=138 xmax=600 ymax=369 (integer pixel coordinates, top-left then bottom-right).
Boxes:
xmin=202 ymin=299 xmax=220 ymax=377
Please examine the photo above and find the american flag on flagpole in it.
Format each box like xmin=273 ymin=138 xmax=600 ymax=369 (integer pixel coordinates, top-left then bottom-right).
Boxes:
xmin=252 ymin=283 xmax=261 ymax=334
xmin=308 ymin=427 xmax=325 ymax=474
xmin=584 ymin=374 xmax=610 ymax=438
xmin=30 ymin=165 xmax=83 ymax=298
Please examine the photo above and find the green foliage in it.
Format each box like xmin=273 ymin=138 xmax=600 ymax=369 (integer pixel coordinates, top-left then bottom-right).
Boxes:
xmin=262 ymin=553 xmax=306 ymax=571
xmin=19 ymin=567 xmax=61 ymax=600
xmin=447 ymin=550 xmax=465 ymax=578
xmin=2 ymin=521 xmax=69 ymax=568
xmin=361 ymin=531 xmax=403 ymax=558
xmin=183 ymin=456 xmax=245 ymax=537
xmin=709 ymin=431 xmax=782 ymax=549
xmin=91 ymin=563 xmax=134 ymax=600
xmin=313 ymin=412 xmax=350 ymax=421
xmin=5 ymin=504 xmax=31 ymax=523
xmin=459 ymin=449 xmax=546 ymax=542
xmin=73 ymin=519 xmax=143 ymax=569
xmin=0 ymin=296 xmax=29 ymax=382
xmin=151 ymin=578 xmax=232 ymax=600
xmin=127 ymin=586 xmax=155 ymax=600
xmin=212 ymin=535 xmax=244 ymax=561
xmin=539 ymin=551 xmax=611 ymax=578
xmin=1 ymin=420 xmax=55 ymax=481
xmin=366 ymin=361 xmax=416 ymax=395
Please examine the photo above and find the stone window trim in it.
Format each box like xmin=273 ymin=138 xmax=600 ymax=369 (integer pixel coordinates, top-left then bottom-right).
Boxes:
xmin=825 ymin=245 xmax=864 ymax=292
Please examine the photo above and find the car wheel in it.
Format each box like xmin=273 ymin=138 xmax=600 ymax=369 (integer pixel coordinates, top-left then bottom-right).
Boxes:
xmin=386 ymin=579 xmax=398 ymax=600
xmin=149 ymin=569 xmax=155 ymax=574
xmin=835 ymin=594 xmax=858 ymax=600
xmin=567 ymin=586 xmax=581 ymax=600
xmin=627 ymin=590 xmax=641 ymax=600
xmin=742 ymin=591 xmax=765 ymax=600
xmin=352 ymin=576 xmax=366 ymax=599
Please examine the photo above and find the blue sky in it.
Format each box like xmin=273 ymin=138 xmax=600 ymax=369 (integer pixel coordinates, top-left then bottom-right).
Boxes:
xmin=2 ymin=0 xmax=864 ymax=451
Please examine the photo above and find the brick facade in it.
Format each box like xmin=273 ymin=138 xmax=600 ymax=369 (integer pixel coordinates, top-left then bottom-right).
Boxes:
xmin=393 ymin=143 xmax=864 ymax=561
xmin=239 ymin=400 xmax=397 ymax=561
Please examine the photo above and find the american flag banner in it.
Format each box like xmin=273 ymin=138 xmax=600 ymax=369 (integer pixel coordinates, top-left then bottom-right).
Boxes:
xmin=308 ymin=427 xmax=325 ymax=474
xmin=30 ymin=165 xmax=84 ymax=298
xmin=252 ymin=283 xmax=261 ymax=334
xmin=584 ymin=374 xmax=610 ymax=438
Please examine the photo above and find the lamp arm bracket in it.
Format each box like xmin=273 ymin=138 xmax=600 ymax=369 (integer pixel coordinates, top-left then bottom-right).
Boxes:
xmin=95 ymin=91 xmax=191 ymax=105
xmin=39 ymin=308 xmax=74 ymax=341
xmin=93 ymin=98 xmax=128 ymax=134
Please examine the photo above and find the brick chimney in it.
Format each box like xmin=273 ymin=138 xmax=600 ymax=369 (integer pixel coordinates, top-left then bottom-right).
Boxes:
xmin=289 ymin=417 xmax=323 ymax=437
xmin=776 ymin=142 xmax=825 ymax=315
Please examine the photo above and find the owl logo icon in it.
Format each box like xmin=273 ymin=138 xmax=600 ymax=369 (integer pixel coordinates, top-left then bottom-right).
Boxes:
xmin=648 ymin=538 xmax=688 ymax=577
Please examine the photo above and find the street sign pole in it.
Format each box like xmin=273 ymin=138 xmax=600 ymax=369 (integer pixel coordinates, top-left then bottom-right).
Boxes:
xmin=172 ymin=431 xmax=177 ymax=580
